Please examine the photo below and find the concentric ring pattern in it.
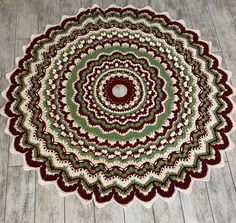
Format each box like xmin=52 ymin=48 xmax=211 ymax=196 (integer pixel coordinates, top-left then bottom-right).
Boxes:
xmin=2 ymin=6 xmax=234 ymax=207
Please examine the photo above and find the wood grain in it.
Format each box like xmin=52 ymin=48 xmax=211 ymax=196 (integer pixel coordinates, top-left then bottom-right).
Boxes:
xmin=126 ymin=0 xmax=150 ymax=8
xmin=35 ymin=175 xmax=65 ymax=223
xmin=180 ymin=182 xmax=214 ymax=223
xmin=60 ymin=0 xmax=82 ymax=15
xmin=148 ymin=0 xmax=166 ymax=12
xmin=207 ymin=0 xmax=236 ymax=86
xmin=185 ymin=0 xmax=221 ymax=53
xmin=165 ymin=0 xmax=192 ymax=28
xmin=16 ymin=0 xmax=39 ymax=39
xmin=0 ymin=1 xmax=17 ymax=222
xmin=227 ymin=131 xmax=236 ymax=189
xmin=0 ymin=117 xmax=10 ymax=223
xmin=124 ymin=202 xmax=155 ymax=223
xmin=4 ymin=167 xmax=35 ymax=223
xmin=95 ymin=202 xmax=125 ymax=223
xmin=227 ymin=0 xmax=236 ymax=26
xmin=0 ymin=0 xmax=16 ymax=107
xmin=38 ymin=0 xmax=61 ymax=33
xmin=152 ymin=193 xmax=184 ymax=223
xmin=65 ymin=196 xmax=95 ymax=223
xmin=206 ymin=163 xmax=236 ymax=223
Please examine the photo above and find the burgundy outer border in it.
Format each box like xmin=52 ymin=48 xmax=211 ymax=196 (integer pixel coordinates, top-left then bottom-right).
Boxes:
xmin=3 ymin=6 xmax=234 ymax=206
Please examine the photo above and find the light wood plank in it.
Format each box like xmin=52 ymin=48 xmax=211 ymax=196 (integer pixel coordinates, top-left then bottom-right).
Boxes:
xmin=16 ymin=0 xmax=39 ymax=39
xmin=0 ymin=0 xmax=17 ymax=107
xmin=152 ymin=193 xmax=184 ymax=223
xmin=185 ymin=0 xmax=221 ymax=53
xmin=65 ymin=195 xmax=95 ymax=223
xmin=60 ymin=0 xmax=81 ymax=15
xmin=148 ymin=0 xmax=167 ymax=12
xmin=38 ymin=0 xmax=61 ymax=33
xmin=226 ymin=131 xmax=236 ymax=189
xmin=227 ymin=0 xmax=236 ymax=26
xmin=35 ymin=175 xmax=65 ymax=223
xmin=165 ymin=0 xmax=193 ymax=28
xmin=8 ymin=149 xmax=24 ymax=169
xmin=80 ymin=0 xmax=93 ymax=8
xmin=0 ymin=40 xmax=15 ymax=108
xmin=114 ymin=0 xmax=126 ymax=7
xmin=207 ymin=0 xmax=236 ymax=86
xmin=102 ymin=0 xmax=116 ymax=8
xmin=0 ymin=0 xmax=16 ymax=42
xmin=126 ymin=0 xmax=149 ymax=8
xmin=14 ymin=38 xmax=30 ymax=62
xmin=207 ymin=0 xmax=236 ymax=190
xmin=4 ymin=167 xmax=35 ymax=223
xmin=180 ymin=182 xmax=214 ymax=223
xmin=0 ymin=117 xmax=10 ymax=223
xmin=125 ymin=201 xmax=155 ymax=223
xmin=206 ymin=163 xmax=236 ymax=223
xmin=0 ymin=1 xmax=17 ymax=222
xmin=95 ymin=202 xmax=125 ymax=223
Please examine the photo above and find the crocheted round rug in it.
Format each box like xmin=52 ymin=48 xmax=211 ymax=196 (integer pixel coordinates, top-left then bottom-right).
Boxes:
xmin=1 ymin=5 xmax=235 ymax=207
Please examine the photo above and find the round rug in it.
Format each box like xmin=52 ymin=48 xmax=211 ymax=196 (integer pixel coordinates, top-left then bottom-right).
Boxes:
xmin=1 ymin=5 xmax=235 ymax=207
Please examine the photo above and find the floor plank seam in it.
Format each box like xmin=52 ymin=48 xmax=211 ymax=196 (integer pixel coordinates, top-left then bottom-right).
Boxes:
xmin=225 ymin=0 xmax=236 ymax=30
xmin=34 ymin=174 xmax=36 ymax=223
xmin=3 ymin=149 xmax=10 ymax=223
xmin=178 ymin=193 xmax=186 ymax=223
xmin=183 ymin=0 xmax=194 ymax=29
xmin=8 ymin=164 xmax=24 ymax=168
xmin=123 ymin=207 xmax=126 ymax=223
xmin=205 ymin=183 xmax=216 ymax=223
xmin=205 ymin=0 xmax=228 ymax=68
xmin=225 ymin=154 xmax=236 ymax=193
xmin=151 ymin=205 xmax=157 ymax=223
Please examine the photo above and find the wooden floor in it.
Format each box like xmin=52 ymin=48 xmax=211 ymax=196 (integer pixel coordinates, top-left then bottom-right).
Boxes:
xmin=0 ymin=0 xmax=236 ymax=222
